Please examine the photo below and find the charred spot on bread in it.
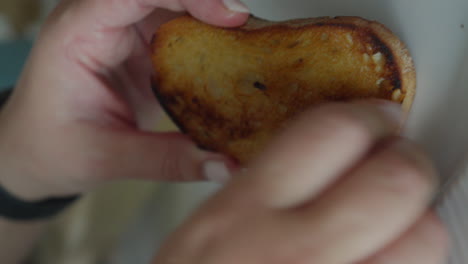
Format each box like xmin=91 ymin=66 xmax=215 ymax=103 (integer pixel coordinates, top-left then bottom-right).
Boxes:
xmin=253 ymin=81 xmax=267 ymax=91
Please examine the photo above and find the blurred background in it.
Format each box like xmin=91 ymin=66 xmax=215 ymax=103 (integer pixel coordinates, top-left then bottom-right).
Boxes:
xmin=0 ymin=1 xmax=219 ymax=263
xmin=0 ymin=0 xmax=39 ymax=89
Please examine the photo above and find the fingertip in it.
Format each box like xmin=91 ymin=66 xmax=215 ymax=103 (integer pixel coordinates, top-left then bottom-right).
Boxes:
xmin=424 ymin=212 xmax=451 ymax=252
xmin=360 ymin=213 xmax=450 ymax=264
xmin=220 ymin=12 xmax=250 ymax=27
xmin=183 ymin=0 xmax=250 ymax=27
xmin=201 ymin=155 xmax=238 ymax=171
xmin=222 ymin=0 xmax=249 ymax=13
xmin=203 ymin=160 xmax=232 ymax=183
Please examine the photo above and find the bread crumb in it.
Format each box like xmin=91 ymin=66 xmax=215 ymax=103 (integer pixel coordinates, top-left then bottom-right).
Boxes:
xmin=373 ymin=52 xmax=385 ymax=72
xmin=376 ymin=78 xmax=385 ymax=86
xmin=392 ymin=89 xmax=402 ymax=101
xmin=346 ymin=33 xmax=353 ymax=44
xmin=372 ymin=52 xmax=383 ymax=64
xmin=363 ymin=54 xmax=370 ymax=63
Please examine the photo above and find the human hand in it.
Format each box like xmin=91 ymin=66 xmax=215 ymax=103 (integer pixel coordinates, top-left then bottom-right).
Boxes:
xmin=153 ymin=102 xmax=449 ymax=264
xmin=0 ymin=0 xmax=250 ymax=201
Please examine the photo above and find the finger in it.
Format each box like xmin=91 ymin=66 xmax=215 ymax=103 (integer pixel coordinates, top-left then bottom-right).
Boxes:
xmin=359 ymin=212 xmax=450 ymax=264
xmin=136 ymin=9 xmax=185 ymax=43
xmin=80 ymin=0 xmax=249 ymax=29
xmin=235 ymin=101 xmax=402 ymax=209
xmin=32 ymin=0 xmax=249 ymax=94
xmin=283 ymin=139 xmax=437 ymax=264
xmin=100 ymin=130 xmax=236 ymax=182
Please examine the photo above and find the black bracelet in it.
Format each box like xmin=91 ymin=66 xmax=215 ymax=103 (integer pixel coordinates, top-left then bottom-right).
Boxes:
xmin=0 ymin=186 xmax=80 ymax=221
xmin=0 ymin=87 xmax=80 ymax=220
xmin=0 ymin=88 xmax=12 ymax=108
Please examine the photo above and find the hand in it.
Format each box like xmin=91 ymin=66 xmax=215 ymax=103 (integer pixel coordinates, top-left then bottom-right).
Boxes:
xmin=0 ymin=0 xmax=250 ymax=201
xmin=153 ymin=102 xmax=449 ymax=264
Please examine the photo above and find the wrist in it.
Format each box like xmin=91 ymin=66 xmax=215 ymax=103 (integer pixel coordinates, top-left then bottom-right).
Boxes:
xmin=0 ymin=183 xmax=80 ymax=221
xmin=0 ymin=171 xmax=81 ymax=221
xmin=0 ymin=171 xmax=52 ymax=202
xmin=0 ymin=88 xmax=61 ymax=202
xmin=0 ymin=89 xmax=45 ymax=201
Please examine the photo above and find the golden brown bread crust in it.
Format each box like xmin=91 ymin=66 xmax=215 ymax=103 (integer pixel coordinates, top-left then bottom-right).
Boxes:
xmin=151 ymin=15 xmax=416 ymax=164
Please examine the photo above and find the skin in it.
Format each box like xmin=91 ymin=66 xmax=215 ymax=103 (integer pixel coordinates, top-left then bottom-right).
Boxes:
xmin=153 ymin=103 xmax=449 ymax=264
xmin=0 ymin=1 xmax=449 ymax=263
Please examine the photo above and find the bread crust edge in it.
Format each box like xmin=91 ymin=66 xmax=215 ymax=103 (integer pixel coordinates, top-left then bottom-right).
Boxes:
xmin=242 ymin=15 xmax=416 ymax=124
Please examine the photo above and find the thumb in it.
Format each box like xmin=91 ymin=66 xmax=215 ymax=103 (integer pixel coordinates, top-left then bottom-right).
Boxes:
xmin=80 ymin=0 xmax=250 ymax=29
xmin=109 ymin=131 xmax=236 ymax=182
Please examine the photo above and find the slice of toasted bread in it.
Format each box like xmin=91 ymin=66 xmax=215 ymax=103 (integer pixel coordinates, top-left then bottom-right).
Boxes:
xmin=151 ymin=15 xmax=416 ymax=164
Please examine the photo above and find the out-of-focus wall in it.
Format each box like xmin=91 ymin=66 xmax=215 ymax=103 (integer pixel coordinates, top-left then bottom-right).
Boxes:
xmin=0 ymin=0 xmax=40 ymax=39
xmin=0 ymin=0 xmax=38 ymax=88
xmin=0 ymin=41 xmax=31 ymax=89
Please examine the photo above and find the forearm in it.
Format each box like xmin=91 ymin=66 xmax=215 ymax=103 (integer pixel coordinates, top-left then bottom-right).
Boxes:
xmin=0 ymin=88 xmax=50 ymax=263
xmin=0 ymin=217 xmax=49 ymax=264
xmin=0 ymin=171 xmax=53 ymax=264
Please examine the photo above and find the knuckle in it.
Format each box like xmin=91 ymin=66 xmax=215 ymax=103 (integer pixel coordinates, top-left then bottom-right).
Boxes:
xmin=425 ymin=213 xmax=451 ymax=251
xmin=159 ymin=144 xmax=185 ymax=181
xmin=381 ymin=146 xmax=435 ymax=197
xmin=316 ymin=105 xmax=374 ymax=142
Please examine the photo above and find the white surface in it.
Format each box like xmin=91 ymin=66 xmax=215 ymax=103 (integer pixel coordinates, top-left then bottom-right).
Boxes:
xmin=439 ymin=158 xmax=468 ymax=264
xmin=0 ymin=15 xmax=14 ymax=42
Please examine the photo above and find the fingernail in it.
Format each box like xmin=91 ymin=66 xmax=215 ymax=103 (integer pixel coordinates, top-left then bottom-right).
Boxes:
xmin=374 ymin=100 xmax=403 ymax=124
xmin=203 ymin=161 xmax=232 ymax=183
xmin=222 ymin=0 xmax=250 ymax=13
